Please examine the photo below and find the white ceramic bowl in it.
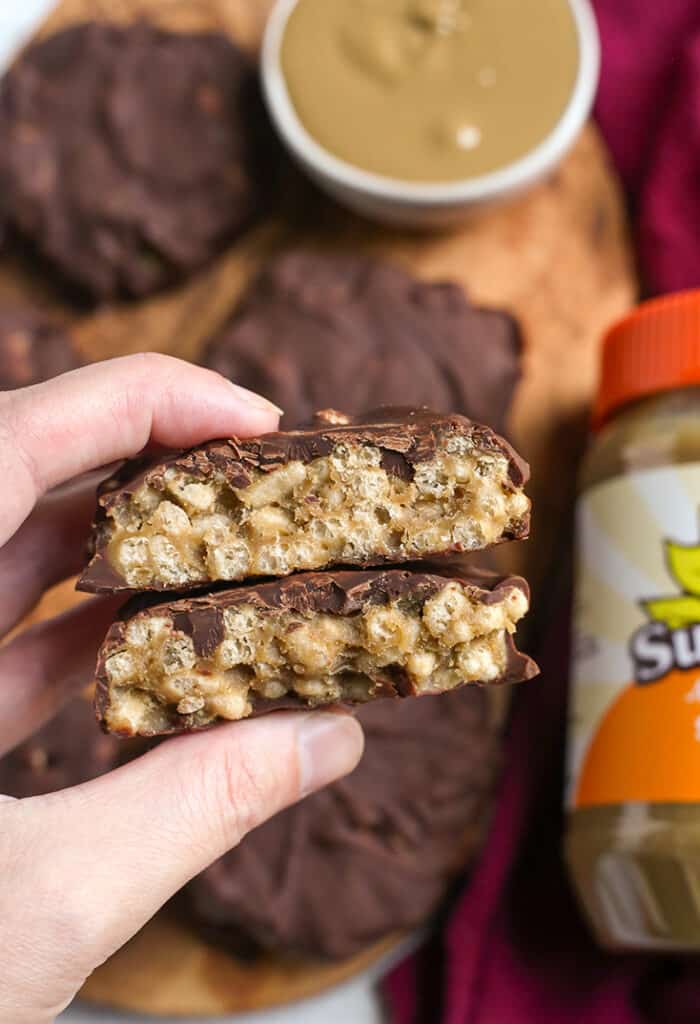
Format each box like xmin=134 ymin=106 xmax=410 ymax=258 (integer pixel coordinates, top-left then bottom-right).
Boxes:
xmin=261 ymin=0 xmax=600 ymax=228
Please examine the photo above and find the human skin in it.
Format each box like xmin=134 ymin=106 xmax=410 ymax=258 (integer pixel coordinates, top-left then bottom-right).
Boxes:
xmin=0 ymin=354 xmax=364 ymax=1023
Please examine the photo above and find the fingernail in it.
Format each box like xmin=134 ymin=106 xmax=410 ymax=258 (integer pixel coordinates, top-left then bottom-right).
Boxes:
xmin=228 ymin=382 xmax=284 ymax=417
xmin=297 ymin=713 xmax=364 ymax=798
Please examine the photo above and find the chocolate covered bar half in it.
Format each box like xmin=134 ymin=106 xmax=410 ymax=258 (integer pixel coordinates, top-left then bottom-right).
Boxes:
xmin=96 ymin=568 xmax=538 ymax=737
xmin=79 ymin=407 xmax=530 ymax=593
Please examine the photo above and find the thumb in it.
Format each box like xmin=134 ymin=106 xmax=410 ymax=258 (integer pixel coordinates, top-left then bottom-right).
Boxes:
xmin=0 ymin=711 xmax=363 ymax=1022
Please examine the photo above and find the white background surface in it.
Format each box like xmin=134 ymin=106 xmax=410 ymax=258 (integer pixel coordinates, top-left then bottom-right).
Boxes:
xmin=0 ymin=2 xmax=386 ymax=1021
xmin=0 ymin=0 xmax=56 ymax=67
xmin=60 ymin=977 xmax=385 ymax=1024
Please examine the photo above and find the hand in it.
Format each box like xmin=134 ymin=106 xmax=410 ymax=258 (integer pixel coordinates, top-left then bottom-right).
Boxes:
xmin=0 ymin=355 xmax=364 ymax=1024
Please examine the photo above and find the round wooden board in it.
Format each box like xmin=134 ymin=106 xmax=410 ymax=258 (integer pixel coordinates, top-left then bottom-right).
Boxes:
xmin=81 ymin=910 xmax=404 ymax=1017
xmin=0 ymin=0 xmax=637 ymax=1015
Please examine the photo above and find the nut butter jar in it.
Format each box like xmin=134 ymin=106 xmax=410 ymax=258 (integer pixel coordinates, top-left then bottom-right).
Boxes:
xmin=566 ymin=290 xmax=700 ymax=951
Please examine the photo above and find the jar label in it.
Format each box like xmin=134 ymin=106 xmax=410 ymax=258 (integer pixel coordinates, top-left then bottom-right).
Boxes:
xmin=567 ymin=463 xmax=700 ymax=808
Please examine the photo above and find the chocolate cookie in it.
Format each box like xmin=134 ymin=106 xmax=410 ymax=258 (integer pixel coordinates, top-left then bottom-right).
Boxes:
xmin=78 ymin=407 xmax=530 ymax=593
xmin=202 ymin=250 xmax=522 ymax=433
xmin=0 ymin=22 xmax=269 ymax=299
xmin=189 ymin=683 xmax=502 ymax=959
xmin=0 ymin=698 xmax=119 ymax=797
xmin=95 ymin=568 xmax=536 ymax=736
xmin=0 ymin=308 xmax=80 ymax=389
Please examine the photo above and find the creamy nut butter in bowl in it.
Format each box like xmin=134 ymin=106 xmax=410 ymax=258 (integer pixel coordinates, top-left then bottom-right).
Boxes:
xmin=262 ymin=0 xmax=600 ymax=226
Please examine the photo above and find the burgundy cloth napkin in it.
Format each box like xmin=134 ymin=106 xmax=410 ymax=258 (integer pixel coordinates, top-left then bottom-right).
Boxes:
xmin=385 ymin=4 xmax=700 ymax=1019
xmin=593 ymin=0 xmax=700 ymax=292
xmin=385 ymin=604 xmax=700 ymax=1024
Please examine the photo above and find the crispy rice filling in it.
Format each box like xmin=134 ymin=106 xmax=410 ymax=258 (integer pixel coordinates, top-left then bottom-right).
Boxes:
xmin=103 ymin=436 xmax=529 ymax=588
xmin=102 ymin=581 xmax=528 ymax=734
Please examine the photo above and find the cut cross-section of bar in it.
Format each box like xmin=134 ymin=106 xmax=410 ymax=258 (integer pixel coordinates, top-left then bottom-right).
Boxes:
xmin=95 ymin=568 xmax=538 ymax=736
xmin=79 ymin=407 xmax=530 ymax=593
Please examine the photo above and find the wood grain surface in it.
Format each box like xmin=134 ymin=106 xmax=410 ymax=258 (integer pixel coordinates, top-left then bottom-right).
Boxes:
xmin=0 ymin=0 xmax=637 ymax=1015
xmin=81 ymin=910 xmax=406 ymax=1016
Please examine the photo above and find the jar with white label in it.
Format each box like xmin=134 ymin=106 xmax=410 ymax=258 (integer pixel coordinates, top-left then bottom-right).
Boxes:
xmin=566 ymin=289 xmax=700 ymax=951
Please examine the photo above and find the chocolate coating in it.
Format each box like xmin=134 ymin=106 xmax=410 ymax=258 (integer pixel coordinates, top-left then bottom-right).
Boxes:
xmin=189 ymin=683 xmax=502 ymax=959
xmin=0 ymin=308 xmax=80 ymax=389
xmin=0 ymin=22 xmax=270 ymax=299
xmin=203 ymin=250 xmax=522 ymax=433
xmin=79 ymin=407 xmax=530 ymax=594
xmin=171 ymin=607 xmax=225 ymax=660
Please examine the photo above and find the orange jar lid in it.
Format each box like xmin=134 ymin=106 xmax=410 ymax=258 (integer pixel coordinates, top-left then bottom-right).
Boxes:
xmin=593 ymin=289 xmax=700 ymax=427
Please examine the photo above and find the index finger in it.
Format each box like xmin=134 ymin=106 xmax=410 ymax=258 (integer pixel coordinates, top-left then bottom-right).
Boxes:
xmin=0 ymin=353 xmax=281 ymax=546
